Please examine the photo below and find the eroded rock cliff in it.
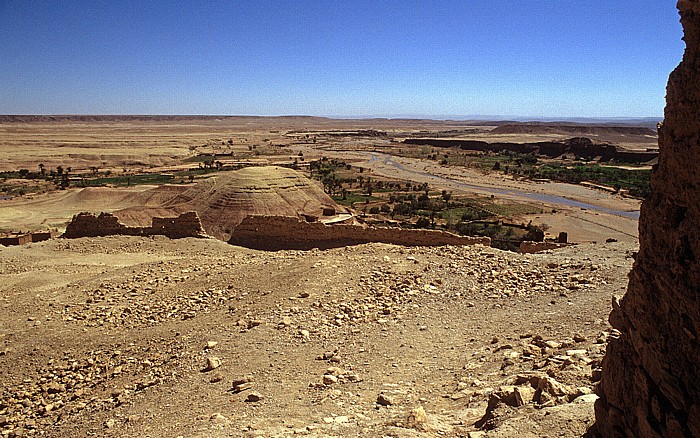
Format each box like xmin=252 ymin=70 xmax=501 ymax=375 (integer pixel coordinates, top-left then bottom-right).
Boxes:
xmin=593 ymin=2 xmax=700 ymax=436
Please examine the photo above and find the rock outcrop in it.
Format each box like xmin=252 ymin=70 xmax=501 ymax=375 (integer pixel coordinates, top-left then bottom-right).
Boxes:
xmin=63 ymin=211 xmax=207 ymax=239
xmin=228 ymin=215 xmax=490 ymax=250
xmin=593 ymin=2 xmax=700 ymax=436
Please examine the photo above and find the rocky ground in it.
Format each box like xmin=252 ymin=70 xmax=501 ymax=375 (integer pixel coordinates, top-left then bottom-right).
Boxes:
xmin=0 ymin=236 xmax=635 ymax=437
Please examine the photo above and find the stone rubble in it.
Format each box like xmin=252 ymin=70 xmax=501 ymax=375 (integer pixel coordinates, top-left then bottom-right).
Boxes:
xmin=0 ymin=236 xmax=631 ymax=436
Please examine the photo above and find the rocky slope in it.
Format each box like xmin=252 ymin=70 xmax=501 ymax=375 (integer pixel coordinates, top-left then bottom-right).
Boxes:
xmin=0 ymin=236 xmax=634 ymax=437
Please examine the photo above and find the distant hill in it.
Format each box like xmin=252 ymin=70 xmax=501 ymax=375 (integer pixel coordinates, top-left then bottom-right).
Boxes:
xmin=490 ymin=122 xmax=657 ymax=136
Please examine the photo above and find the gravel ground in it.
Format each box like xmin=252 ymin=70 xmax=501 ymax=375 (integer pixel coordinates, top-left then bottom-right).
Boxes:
xmin=0 ymin=236 xmax=635 ymax=437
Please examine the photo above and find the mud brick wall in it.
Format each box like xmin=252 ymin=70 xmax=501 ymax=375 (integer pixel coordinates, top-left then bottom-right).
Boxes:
xmin=63 ymin=212 xmax=206 ymax=239
xmin=150 ymin=212 xmax=206 ymax=239
xmin=228 ymin=215 xmax=490 ymax=250
xmin=518 ymin=241 xmax=567 ymax=254
xmin=63 ymin=212 xmax=130 ymax=238
xmin=593 ymin=2 xmax=700 ymax=436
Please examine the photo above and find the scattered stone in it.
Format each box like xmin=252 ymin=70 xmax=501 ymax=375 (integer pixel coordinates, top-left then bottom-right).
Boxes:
xmin=204 ymin=356 xmax=222 ymax=371
xmin=231 ymin=375 xmax=254 ymax=393
xmin=544 ymin=340 xmax=562 ymax=349
xmin=322 ymin=351 xmax=337 ymax=360
xmin=210 ymin=413 xmax=228 ymax=423
xmin=573 ymin=333 xmax=587 ymax=343
xmin=206 ymin=341 xmax=218 ymax=349
xmin=514 ymin=386 xmax=535 ymax=407
xmin=245 ymin=391 xmax=262 ymax=402
xmin=209 ymin=373 xmax=223 ymax=383
xmin=45 ymin=382 xmax=65 ymax=394
xmin=323 ymin=374 xmax=338 ymax=385
xmin=572 ymin=393 xmax=599 ymax=404
xmin=405 ymin=406 xmax=429 ymax=430
xmin=247 ymin=319 xmax=263 ymax=329
xmin=376 ymin=393 xmax=393 ymax=406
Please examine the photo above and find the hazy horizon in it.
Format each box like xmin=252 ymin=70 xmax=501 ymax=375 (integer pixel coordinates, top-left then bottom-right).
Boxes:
xmin=0 ymin=114 xmax=663 ymax=124
xmin=1 ymin=1 xmax=684 ymax=118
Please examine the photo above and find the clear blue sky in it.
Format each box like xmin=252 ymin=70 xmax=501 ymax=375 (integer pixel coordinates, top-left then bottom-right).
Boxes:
xmin=0 ymin=1 xmax=685 ymax=118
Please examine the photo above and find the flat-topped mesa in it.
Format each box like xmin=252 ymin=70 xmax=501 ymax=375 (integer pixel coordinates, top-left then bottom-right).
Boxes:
xmin=228 ymin=215 xmax=490 ymax=250
xmin=592 ymin=2 xmax=700 ymax=436
xmin=404 ymin=137 xmax=658 ymax=163
xmin=62 ymin=211 xmax=207 ymax=239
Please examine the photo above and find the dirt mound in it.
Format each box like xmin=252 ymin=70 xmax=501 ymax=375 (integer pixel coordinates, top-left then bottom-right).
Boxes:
xmin=114 ymin=166 xmax=343 ymax=241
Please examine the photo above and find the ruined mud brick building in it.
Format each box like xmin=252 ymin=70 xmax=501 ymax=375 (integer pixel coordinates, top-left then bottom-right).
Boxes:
xmin=592 ymin=2 xmax=700 ymax=436
xmin=62 ymin=211 xmax=207 ymax=239
xmin=228 ymin=215 xmax=490 ymax=250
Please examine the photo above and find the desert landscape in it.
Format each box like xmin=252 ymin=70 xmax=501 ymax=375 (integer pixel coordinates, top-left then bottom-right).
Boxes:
xmin=0 ymin=116 xmax=653 ymax=436
xmin=4 ymin=2 xmax=700 ymax=437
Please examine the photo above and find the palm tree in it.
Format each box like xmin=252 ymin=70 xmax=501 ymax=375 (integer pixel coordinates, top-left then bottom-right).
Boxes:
xmin=38 ymin=163 xmax=45 ymax=177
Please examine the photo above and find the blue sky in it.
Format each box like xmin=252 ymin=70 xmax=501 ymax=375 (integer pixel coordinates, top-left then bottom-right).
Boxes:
xmin=0 ymin=1 xmax=685 ymax=118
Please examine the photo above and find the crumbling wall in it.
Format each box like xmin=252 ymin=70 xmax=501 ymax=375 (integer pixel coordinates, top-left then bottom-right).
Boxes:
xmin=63 ymin=212 xmax=130 ymax=238
xmin=63 ymin=211 xmax=207 ymax=239
xmin=518 ymin=241 xmax=568 ymax=254
xmin=228 ymin=215 xmax=490 ymax=250
xmin=593 ymin=2 xmax=700 ymax=436
xmin=150 ymin=212 xmax=206 ymax=239
xmin=0 ymin=234 xmax=33 ymax=246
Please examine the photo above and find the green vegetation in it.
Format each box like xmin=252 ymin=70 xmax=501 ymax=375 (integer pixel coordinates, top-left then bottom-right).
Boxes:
xmin=306 ymin=156 xmax=548 ymax=251
xmin=518 ymin=164 xmax=651 ymax=198
xmin=482 ymin=152 xmax=650 ymax=198
xmin=332 ymin=193 xmax=380 ymax=207
xmin=396 ymin=146 xmax=652 ymax=199
xmin=78 ymin=173 xmax=175 ymax=187
xmin=0 ymin=167 xmax=215 ymax=194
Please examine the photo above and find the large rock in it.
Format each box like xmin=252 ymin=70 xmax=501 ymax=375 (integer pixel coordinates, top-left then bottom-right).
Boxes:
xmin=592 ymin=2 xmax=700 ymax=436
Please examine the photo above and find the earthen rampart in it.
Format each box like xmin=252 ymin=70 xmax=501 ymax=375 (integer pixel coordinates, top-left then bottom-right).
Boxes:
xmin=228 ymin=215 xmax=490 ymax=250
xmin=62 ymin=211 xmax=207 ymax=239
